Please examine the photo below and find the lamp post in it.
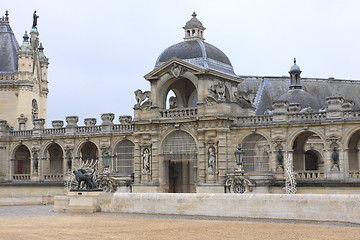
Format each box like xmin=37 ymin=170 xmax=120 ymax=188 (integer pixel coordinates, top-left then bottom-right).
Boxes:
xmin=234 ymin=144 xmax=245 ymax=172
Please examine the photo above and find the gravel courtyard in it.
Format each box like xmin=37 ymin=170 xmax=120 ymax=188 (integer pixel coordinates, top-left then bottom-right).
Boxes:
xmin=0 ymin=205 xmax=359 ymax=240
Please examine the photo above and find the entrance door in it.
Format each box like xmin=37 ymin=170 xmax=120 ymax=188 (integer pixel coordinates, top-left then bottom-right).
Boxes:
xmin=169 ymin=161 xmax=191 ymax=193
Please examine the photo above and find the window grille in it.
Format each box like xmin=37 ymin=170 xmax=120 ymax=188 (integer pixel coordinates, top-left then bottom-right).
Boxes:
xmin=114 ymin=140 xmax=134 ymax=174
xmin=242 ymin=134 xmax=270 ymax=172
xmin=163 ymin=131 xmax=197 ymax=162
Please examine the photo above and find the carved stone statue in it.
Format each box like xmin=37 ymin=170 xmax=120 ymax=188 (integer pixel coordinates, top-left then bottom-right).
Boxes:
xmin=134 ymin=89 xmax=151 ymax=109
xmin=169 ymin=96 xmax=178 ymax=109
xmin=142 ymin=148 xmax=150 ymax=173
xmin=277 ymin=149 xmax=284 ymax=167
xmin=208 ymin=147 xmax=216 ymax=172
xmin=205 ymin=82 xmax=226 ymax=103
xmin=32 ymin=152 xmax=39 ymax=174
xmin=32 ymin=11 xmax=39 ymax=28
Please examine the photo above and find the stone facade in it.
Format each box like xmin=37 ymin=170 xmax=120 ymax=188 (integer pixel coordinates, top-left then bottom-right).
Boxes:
xmin=1 ymin=12 xmax=360 ymax=194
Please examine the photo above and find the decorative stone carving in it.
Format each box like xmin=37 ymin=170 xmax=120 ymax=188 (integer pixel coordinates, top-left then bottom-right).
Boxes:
xmin=33 ymin=118 xmax=45 ymax=130
xmin=101 ymin=113 xmax=114 ymax=126
xmin=205 ymin=82 xmax=226 ymax=103
xmin=52 ymin=120 xmax=64 ymax=128
xmin=287 ymin=104 xmax=301 ymax=114
xmin=65 ymin=116 xmax=78 ymax=127
xmin=134 ymin=89 xmax=151 ymax=109
xmin=119 ymin=115 xmax=132 ymax=124
xmin=84 ymin=118 xmax=96 ymax=126
xmin=225 ymin=173 xmax=254 ymax=193
xmin=170 ymin=63 xmax=182 ymax=78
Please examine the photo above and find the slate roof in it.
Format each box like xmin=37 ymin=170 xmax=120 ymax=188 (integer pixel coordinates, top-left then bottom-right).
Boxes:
xmin=238 ymin=76 xmax=360 ymax=115
xmin=0 ymin=15 xmax=19 ymax=73
xmin=155 ymin=39 xmax=237 ymax=77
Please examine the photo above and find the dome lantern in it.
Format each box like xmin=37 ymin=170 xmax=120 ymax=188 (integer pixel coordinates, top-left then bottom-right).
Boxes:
xmin=183 ymin=12 xmax=205 ymax=41
xmin=289 ymin=58 xmax=302 ymax=90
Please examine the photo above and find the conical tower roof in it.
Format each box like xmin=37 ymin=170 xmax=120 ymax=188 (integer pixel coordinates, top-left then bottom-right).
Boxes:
xmin=0 ymin=11 xmax=19 ymax=73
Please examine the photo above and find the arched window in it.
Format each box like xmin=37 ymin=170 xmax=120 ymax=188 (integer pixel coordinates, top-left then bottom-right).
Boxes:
xmin=32 ymin=99 xmax=38 ymax=120
xmin=242 ymin=134 xmax=270 ymax=172
xmin=80 ymin=142 xmax=98 ymax=162
xmin=114 ymin=140 xmax=134 ymax=174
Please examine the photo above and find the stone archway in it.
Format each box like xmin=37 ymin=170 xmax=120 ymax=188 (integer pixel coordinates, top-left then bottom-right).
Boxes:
xmin=13 ymin=145 xmax=31 ymax=175
xmin=162 ymin=130 xmax=197 ymax=193
xmin=348 ymin=129 xmax=360 ymax=170
xmin=161 ymin=78 xmax=197 ymax=109
xmin=292 ymin=132 xmax=324 ymax=171
xmin=47 ymin=143 xmax=63 ymax=174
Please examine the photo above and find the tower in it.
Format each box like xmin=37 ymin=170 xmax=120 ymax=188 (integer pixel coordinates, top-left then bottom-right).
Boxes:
xmin=0 ymin=11 xmax=49 ymax=130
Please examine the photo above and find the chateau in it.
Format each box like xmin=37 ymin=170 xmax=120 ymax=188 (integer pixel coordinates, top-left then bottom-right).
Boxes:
xmin=1 ymin=11 xmax=360 ymax=195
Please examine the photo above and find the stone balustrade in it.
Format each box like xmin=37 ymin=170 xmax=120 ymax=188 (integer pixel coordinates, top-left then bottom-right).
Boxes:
xmin=288 ymin=112 xmax=326 ymax=122
xmin=348 ymin=171 xmax=360 ymax=178
xmin=295 ymin=171 xmax=325 ymax=179
xmin=236 ymin=115 xmax=273 ymax=125
xmin=43 ymin=174 xmax=64 ymax=181
xmin=76 ymin=126 xmax=102 ymax=133
xmin=344 ymin=110 xmax=360 ymax=119
xmin=6 ymin=124 xmax=133 ymax=138
xmin=160 ymin=107 xmax=198 ymax=118
xmin=9 ymin=130 xmax=33 ymax=137
xmin=43 ymin=128 xmax=66 ymax=135
xmin=13 ymin=174 xmax=31 ymax=181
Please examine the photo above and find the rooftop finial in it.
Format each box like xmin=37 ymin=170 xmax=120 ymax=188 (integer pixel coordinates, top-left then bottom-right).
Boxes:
xmin=192 ymin=11 xmax=197 ymax=18
xmin=5 ymin=10 xmax=9 ymax=21
xmin=23 ymin=31 xmax=29 ymax=42
xmin=294 ymin=57 xmax=296 ymax=65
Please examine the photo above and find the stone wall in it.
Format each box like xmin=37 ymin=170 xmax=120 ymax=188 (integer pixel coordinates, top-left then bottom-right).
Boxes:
xmin=99 ymin=193 xmax=360 ymax=224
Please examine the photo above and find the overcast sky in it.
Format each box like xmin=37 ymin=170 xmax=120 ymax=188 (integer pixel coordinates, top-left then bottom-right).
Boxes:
xmin=4 ymin=0 xmax=360 ymax=126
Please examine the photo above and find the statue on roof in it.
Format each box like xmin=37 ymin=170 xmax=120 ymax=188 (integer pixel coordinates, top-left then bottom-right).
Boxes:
xmin=32 ymin=11 xmax=39 ymax=28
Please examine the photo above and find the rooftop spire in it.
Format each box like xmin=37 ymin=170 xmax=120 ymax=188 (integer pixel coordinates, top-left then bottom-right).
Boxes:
xmin=1 ymin=10 xmax=9 ymax=23
xmin=293 ymin=57 xmax=296 ymax=65
xmin=5 ymin=10 xmax=9 ymax=21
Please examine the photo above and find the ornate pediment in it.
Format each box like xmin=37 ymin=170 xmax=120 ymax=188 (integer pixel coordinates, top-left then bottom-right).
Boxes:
xmin=144 ymin=58 xmax=205 ymax=81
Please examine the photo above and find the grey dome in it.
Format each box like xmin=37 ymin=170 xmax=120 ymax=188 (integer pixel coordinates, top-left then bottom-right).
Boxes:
xmin=277 ymin=89 xmax=322 ymax=110
xmin=290 ymin=64 xmax=301 ymax=72
xmin=155 ymin=39 xmax=237 ymax=77
xmin=0 ymin=15 xmax=19 ymax=73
